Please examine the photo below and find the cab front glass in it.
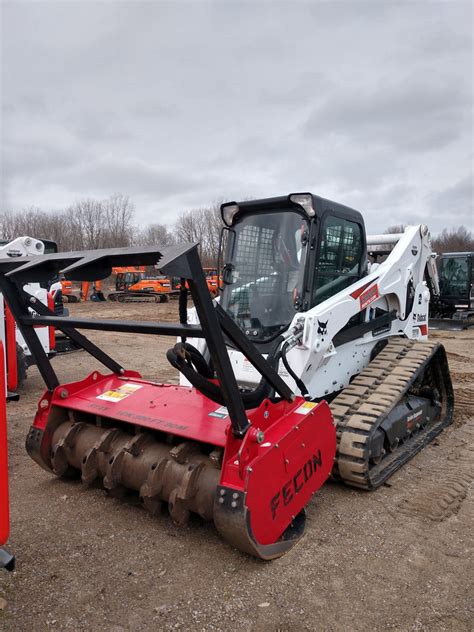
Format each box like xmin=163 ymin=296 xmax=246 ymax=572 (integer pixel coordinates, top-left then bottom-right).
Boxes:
xmin=220 ymin=210 xmax=307 ymax=341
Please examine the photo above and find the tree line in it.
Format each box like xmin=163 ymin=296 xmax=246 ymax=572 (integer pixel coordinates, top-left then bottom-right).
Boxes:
xmin=1 ymin=196 xmax=472 ymax=265
xmin=385 ymin=224 xmax=474 ymax=253
xmin=0 ymin=194 xmax=223 ymax=266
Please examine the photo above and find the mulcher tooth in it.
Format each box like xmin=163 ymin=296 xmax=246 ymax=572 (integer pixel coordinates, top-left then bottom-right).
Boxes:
xmin=168 ymin=461 xmax=206 ymax=526
xmin=96 ymin=428 xmax=122 ymax=453
xmin=51 ymin=443 xmax=69 ymax=477
xmin=103 ymin=451 xmax=124 ymax=491
xmin=169 ymin=441 xmax=199 ymax=464
xmin=123 ymin=433 xmax=152 ymax=456
xmin=51 ymin=421 xmax=85 ymax=475
xmin=81 ymin=447 xmax=99 ymax=485
xmin=104 ymin=433 xmax=155 ymax=491
xmin=139 ymin=457 xmax=169 ymax=516
xmin=81 ymin=428 xmax=121 ymax=485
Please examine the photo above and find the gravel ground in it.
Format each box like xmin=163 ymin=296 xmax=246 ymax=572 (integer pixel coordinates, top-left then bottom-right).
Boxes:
xmin=1 ymin=301 xmax=472 ymax=631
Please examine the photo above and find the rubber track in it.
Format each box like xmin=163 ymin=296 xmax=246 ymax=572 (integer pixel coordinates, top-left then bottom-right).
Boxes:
xmin=115 ymin=294 xmax=169 ymax=303
xmin=330 ymin=338 xmax=454 ymax=490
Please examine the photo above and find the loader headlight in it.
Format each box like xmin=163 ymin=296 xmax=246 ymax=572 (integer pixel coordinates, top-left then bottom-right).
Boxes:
xmin=221 ymin=203 xmax=239 ymax=227
xmin=289 ymin=193 xmax=315 ymax=217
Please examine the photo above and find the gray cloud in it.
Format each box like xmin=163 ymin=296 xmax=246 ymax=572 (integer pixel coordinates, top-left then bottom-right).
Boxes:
xmin=304 ymin=74 xmax=470 ymax=152
xmin=1 ymin=1 xmax=472 ymax=234
xmin=429 ymin=176 xmax=473 ymax=226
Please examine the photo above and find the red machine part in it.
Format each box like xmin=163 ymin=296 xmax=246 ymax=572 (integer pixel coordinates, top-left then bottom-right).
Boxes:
xmin=5 ymin=304 xmax=18 ymax=393
xmin=0 ymin=341 xmax=11 ymax=546
xmin=47 ymin=292 xmax=56 ymax=351
xmin=215 ymin=398 xmax=335 ymax=558
xmin=26 ymin=372 xmax=336 ymax=559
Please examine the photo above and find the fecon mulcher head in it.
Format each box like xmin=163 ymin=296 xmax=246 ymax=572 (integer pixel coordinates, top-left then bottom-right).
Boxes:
xmin=0 ymin=244 xmax=335 ymax=559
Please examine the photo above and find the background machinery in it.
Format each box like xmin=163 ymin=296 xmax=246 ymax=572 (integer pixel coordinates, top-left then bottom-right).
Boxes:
xmin=203 ymin=268 xmax=221 ymax=297
xmin=60 ymin=277 xmax=82 ymax=303
xmin=0 ymin=237 xmax=56 ymax=397
xmin=107 ymin=267 xmax=178 ymax=302
xmin=0 ymin=193 xmax=454 ymax=558
xmin=61 ymin=278 xmax=106 ymax=303
xmin=429 ymin=251 xmax=473 ymax=330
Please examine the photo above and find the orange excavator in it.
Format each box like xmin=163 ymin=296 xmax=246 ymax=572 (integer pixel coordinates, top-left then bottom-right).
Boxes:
xmin=107 ymin=266 xmax=178 ymax=303
xmin=62 ymin=266 xmax=221 ymax=304
xmin=62 ymin=268 xmax=153 ymax=303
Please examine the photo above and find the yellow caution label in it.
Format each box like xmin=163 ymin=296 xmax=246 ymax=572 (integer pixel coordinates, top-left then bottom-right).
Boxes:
xmin=97 ymin=383 xmax=143 ymax=403
xmin=294 ymin=401 xmax=317 ymax=415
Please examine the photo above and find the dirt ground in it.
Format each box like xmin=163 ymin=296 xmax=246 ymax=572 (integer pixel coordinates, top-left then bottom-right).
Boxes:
xmin=1 ymin=300 xmax=472 ymax=631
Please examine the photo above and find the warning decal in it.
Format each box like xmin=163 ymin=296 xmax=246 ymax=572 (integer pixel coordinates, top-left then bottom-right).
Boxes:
xmin=359 ymin=284 xmax=379 ymax=310
xmin=294 ymin=401 xmax=317 ymax=415
xmin=209 ymin=406 xmax=229 ymax=419
xmin=97 ymin=383 xmax=143 ymax=403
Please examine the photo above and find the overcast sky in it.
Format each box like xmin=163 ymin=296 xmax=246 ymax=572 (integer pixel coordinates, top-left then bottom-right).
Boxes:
xmin=1 ymin=1 xmax=472 ymax=234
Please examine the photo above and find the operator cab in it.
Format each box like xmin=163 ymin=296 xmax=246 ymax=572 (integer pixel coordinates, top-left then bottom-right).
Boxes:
xmin=220 ymin=193 xmax=367 ymax=343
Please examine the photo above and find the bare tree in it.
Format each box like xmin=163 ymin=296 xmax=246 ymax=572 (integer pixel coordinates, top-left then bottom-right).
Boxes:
xmin=103 ymin=194 xmax=135 ymax=247
xmin=175 ymin=201 xmax=222 ymax=265
xmin=432 ymin=225 xmax=474 ymax=253
xmin=0 ymin=207 xmax=70 ymax=246
xmin=66 ymin=199 xmax=104 ymax=250
xmin=135 ymin=223 xmax=175 ymax=247
xmin=384 ymin=224 xmax=407 ymax=234
xmin=0 ymin=194 xmax=136 ymax=251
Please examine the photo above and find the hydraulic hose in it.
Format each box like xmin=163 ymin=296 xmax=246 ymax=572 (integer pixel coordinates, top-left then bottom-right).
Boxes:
xmin=167 ymin=339 xmax=283 ymax=410
xmin=281 ymin=340 xmax=309 ymax=397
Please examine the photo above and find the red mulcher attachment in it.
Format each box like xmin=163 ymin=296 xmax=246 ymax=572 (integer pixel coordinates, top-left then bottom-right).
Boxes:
xmin=0 ymin=243 xmax=336 ymax=559
xmin=27 ymin=374 xmax=335 ymax=559
xmin=0 ymin=341 xmax=15 ymax=570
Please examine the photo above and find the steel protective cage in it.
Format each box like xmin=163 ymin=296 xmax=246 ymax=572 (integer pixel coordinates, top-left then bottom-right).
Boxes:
xmin=0 ymin=243 xmax=293 ymax=437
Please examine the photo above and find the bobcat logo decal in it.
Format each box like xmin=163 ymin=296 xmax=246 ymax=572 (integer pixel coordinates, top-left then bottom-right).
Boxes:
xmin=317 ymin=319 xmax=328 ymax=335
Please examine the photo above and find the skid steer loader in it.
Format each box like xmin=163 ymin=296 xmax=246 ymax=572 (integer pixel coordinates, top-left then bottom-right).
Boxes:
xmin=0 ymin=193 xmax=453 ymax=559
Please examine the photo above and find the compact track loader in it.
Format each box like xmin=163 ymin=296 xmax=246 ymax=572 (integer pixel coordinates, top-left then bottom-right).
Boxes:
xmin=0 ymin=193 xmax=454 ymax=559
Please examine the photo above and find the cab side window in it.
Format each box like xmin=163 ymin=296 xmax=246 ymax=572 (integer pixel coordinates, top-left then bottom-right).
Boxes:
xmin=440 ymin=257 xmax=469 ymax=297
xmin=312 ymin=215 xmax=363 ymax=306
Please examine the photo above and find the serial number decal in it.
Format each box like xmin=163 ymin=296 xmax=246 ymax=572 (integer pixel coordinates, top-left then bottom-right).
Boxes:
xmin=270 ymin=450 xmax=322 ymax=520
xmin=413 ymin=313 xmax=427 ymax=323
xmin=119 ymin=409 xmax=189 ymax=432
xmin=97 ymin=383 xmax=143 ymax=402
xmin=359 ymin=284 xmax=379 ymax=310
xmin=406 ymin=409 xmax=423 ymax=431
